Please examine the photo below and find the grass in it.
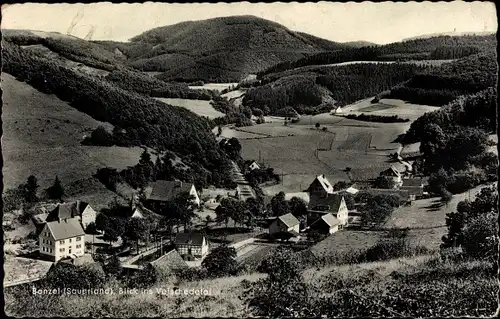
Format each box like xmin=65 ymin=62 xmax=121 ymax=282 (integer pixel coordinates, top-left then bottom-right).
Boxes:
xmin=189 ymin=83 xmax=239 ymax=92
xmin=357 ymin=103 xmax=397 ymax=112
xmin=154 ymin=98 xmax=225 ymax=119
xmin=6 ymin=251 xmax=496 ymax=317
xmin=1 ymin=73 xmax=144 ymax=205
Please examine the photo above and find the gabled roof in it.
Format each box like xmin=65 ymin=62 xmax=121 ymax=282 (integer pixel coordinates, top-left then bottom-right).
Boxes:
xmin=46 ymin=201 xmax=90 ymax=222
xmin=175 ymin=232 xmax=205 ymax=246
xmin=32 ymin=213 xmax=49 ymax=225
xmin=151 ymin=249 xmax=188 ymax=270
xmin=314 ymin=175 xmax=334 ymax=194
xmin=148 ymin=180 xmax=194 ymax=202
xmin=45 ymin=218 xmax=85 ymax=240
xmin=380 ymin=166 xmax=401 ymax=177
xmin=277 ymin=213 xmax=300 ymax=228
xmin=312 ymin=213 xmax=341 ymax=228
xmin=400 ymin=186 xmax=425 ymax=196
xmin=402 ymin=178 xmax=425 ymax=187
xmin=309 ymin=194 xmax=345 ymax=213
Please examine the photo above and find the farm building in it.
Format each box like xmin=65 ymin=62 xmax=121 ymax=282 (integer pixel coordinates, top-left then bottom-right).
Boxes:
xmin=345 ymin=183 xmax=360 ymax=195
xmin=147 ymin=180 xmax=200 ymax=207
xmin=306 ymin=175 xmax=335 ymax=196
xmin=31 ymin=213 xmax=50 ymax=234
xmin=175 ymin=232 xmax=209 ymax=260
xmin=248 ymin=160 xmax=261 ymax=171
xmin=39 ymin=217 xmax=86 ymax=262
xmin=308 ymin=193 xmax=349 ymax=228
xmin=150 ymin=248 xmax=188 ymax=275
xmin=400 ymin=177 xmax=429 ymax=200
xmin=45 ymin=200 xmax=97 ymax=229
xmin=269 ymin=213 xmax=301 ymax=237
xmin=379 ymin=166 xmax=403 ymax=187
xmin=308 ymin=213 xmax=341 ymax=234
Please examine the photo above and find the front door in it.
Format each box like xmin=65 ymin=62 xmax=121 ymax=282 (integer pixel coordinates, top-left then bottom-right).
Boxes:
xmin=188 ymin=248 xmax=192 ymax=255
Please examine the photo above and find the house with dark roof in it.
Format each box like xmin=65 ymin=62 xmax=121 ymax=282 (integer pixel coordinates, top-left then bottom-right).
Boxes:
xmin=248 ymin=160 xmax=261 ymax=171
xmin=45 ymin=201 xmax=97 ymax=229
xmin=269 ymin=213 xmax=301 ymax=237
xmin=32 ymin=213 xmax=50 ymax=234
xmin=39 ymin=218 xmax=85 ymax=262
xmin=308 ymin=193 xmax=349 ymax=228
xmin=308 ymin=213 xmax=342 ymax=234
xmin=147 ymin=180 xmax=200 ymax=207
xmin=150 ymin=249 xmax=188 ymax=275
xmin=174 ymin=232 xmax=208 ymax=260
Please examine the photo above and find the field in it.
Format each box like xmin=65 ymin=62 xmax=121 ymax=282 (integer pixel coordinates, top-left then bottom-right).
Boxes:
xmin=343 ymin=98 xmax=440 ymax=122
xmin=154 ymin=98 xmax=225 ymax=119
xmin=1 ymin=73 xmax=144 ymax=208
xmin=188 ymin=83 xmax=239 ymax=92
xmin=383 ymin=183 xmax=495 ymax=249
xmin=239 ymin=117 xmax=408 ymax=193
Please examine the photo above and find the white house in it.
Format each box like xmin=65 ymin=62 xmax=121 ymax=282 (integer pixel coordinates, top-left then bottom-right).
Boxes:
xmin=45 ymin=201 xmax=97 ymax=230
xmin=306 ymin=175 xmax=335 ymax=197
xmin=269 ymin=213 xmax=301 ymax=236
xmin=309 ymin=213 xmax=341 ymax=234
xmin=147 ymin=180 xmax=200 ymax=207
xmin=248 ymin=161 xmax=261 ymax=171
xmin=308 ymin=193 xmax=348 ymax=228
xmin=380 ymin=166 xmax=403 ymax=187
xmin=39 ymin=218 xmax=85 ymax=262
xmin=175 ymin=232 xmax=209 ymax=260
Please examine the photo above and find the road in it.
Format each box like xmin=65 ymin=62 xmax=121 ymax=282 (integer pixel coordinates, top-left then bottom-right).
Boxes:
xmin=230 ymin=161 xmax=256 ymax=201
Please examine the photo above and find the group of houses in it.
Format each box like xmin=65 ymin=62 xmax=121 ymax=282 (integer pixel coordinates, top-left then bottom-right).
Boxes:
xmin=379 ymin=165 xmax=429 ymax=201
xmin=30 ymin=179 xmax=204 ymax=263
xmin=268 ymin=175 xmax=349 ymax=240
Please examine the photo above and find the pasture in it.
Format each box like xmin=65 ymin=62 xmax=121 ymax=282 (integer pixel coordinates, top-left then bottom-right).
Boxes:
xmin=188 ymin=82 xmax=239 ymax=92
xmin=154 ymin=98 xmax=225 ymax=119
xmin=1 ymin=73 xmax=143 ymax=207
xmin=384 ymin=183 xmax=495 ymax=250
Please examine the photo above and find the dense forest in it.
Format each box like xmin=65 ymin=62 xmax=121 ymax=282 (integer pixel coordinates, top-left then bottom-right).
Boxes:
xmin=388 ymin=52 xmax=497 ymax=106
xmin=244 ymin=63 xmax=431 ymax=115
xmin=258 ymin=34 xmax=496 ymax=77
xmin=403 ymin=88 xmax=497 ymax=194
xmin=104 ymin=68 xmax=214 ymax=100
xmin=2 ymin=40 xmax=233 ymax=188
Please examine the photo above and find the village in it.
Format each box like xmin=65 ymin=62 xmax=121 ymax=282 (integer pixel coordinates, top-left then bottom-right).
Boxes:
xmin=4 ymin=147 xmax=431 ymax=287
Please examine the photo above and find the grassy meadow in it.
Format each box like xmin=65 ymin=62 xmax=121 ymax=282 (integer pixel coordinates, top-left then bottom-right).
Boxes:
xmin=154 ymin=98 xmax=225 ymax=119
xmin=1 ymin=73 xmax=145 ymax=208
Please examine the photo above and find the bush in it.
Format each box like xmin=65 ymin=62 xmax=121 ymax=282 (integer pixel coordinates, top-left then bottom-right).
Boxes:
xmin=462 ymin=212 xmax=498 ymax=260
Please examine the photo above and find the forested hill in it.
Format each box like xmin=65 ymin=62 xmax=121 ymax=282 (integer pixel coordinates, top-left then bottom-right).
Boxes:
xmin=388 ymin=51 xmax=497 ymax=106
xmin=96 ymin=15 xmax=350 ymax=82
xmin=2 ymin=40 xmax=234 ymax=188
xmin=259 ymin=34 xmax=496 ymax=77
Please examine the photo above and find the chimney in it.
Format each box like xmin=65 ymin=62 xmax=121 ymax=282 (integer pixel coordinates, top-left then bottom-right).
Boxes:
xmin=322 ymin=174 xmax=325 ymax=179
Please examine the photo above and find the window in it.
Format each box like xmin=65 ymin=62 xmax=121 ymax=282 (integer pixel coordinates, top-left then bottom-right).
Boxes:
xmin=69 ymin=239 xmax=72 ymax=243
xmin=76 ymin=244 xmax=81 ymax=249
xmin=49 ymin=248 xmax=53 ymax=253
xmin=69 ymin=249 xmax=72 ymax=254
xmin=60 ymin=240 xmax=65 ymax=244
xmin=42 ymin=247 xmax=45 ymax=252
xmin=76 ymin=236 xmax=81 ymax=241
xmin=60 ymin=248 xmax=65 ymax=252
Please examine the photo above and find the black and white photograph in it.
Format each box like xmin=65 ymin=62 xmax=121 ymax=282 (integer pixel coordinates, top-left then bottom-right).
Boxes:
xmin=1 ymin=1 xmax=498 ymax=317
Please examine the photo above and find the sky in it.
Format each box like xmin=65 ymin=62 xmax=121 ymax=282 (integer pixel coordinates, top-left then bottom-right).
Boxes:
xmin=1 ymin=1 xmax=497 ymax=44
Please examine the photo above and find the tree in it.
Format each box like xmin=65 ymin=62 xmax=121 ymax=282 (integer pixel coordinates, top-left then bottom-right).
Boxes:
xmin=103 ymin=255 xmax=122 ymax=277
xmin=215 ymin=197 xmax=245 ymax=228
xmin=307 ymin=230 xmax=323 ymax=243
xmin=125 ymin=217 xmax=148 ymax=254
xmin=46 ymin=176 xmax=65 ymax=201
xmin=289 ymin=197 xmax=308 ymax=218
xmin=441 ymin=189 xmax=453 ymax=205
xmin=245 ymin=247 xmax=310 ymax=317
xmin=24 ymin=175 xmax=39 ymax=203
xmin=85 ymin=222 xmax=98 ymax=234
xmin=374 ymin=176 xmax=396 ymax=189
xmin=315 ymin=122 xmax=320 ymax=129
xmin=201 ymin=245 xmax=238 ymax=277
xmin=270 ymin=192 xmax=289 ymax=217
xmin=333 ymin=181 xmax=350 ymax=191
xmin=461 ymin=212 xmax=498 ymax=260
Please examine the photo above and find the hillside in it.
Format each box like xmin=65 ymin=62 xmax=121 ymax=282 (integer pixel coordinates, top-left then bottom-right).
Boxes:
xmin=100 ymin=15 xmax=349 ymax=82
xmin=5 ymin=253 xmax=496 ymax=317
xmin=2 ymin=39 xmax=234 ymax=189
xmin=388 ymin=51 xmax=497 ymax=106
xmin=259 ymin=34 xmax=497 ymax=76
